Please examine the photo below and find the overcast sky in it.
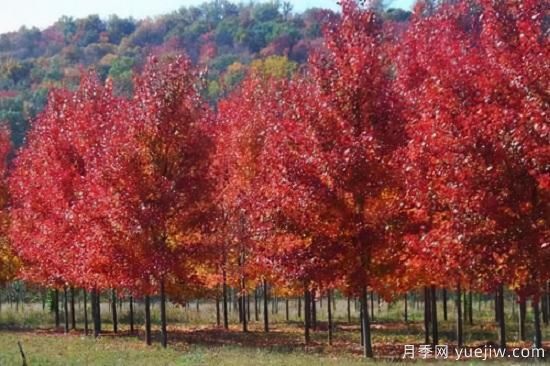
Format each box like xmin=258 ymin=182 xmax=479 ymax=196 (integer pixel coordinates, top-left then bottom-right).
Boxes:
xmin=0 ymin=0 xmax=416 ymax=34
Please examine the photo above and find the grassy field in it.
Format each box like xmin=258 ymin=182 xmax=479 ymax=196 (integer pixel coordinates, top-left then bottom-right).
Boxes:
xmin=0 ymin=296 xmax=548 ymax=365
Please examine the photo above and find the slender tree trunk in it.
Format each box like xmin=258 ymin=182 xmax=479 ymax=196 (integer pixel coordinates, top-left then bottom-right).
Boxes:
xmin=70 ymin=287 xmax=76 ymax=330
xmin=360 ymin=287 xmax=373 ymax=358
xmin=311 ymin=289 xmax=317 ymax=331
xmin=254 ymin=288 xmax=259 ymax=322
xmin=285 ymin=298 xmax=289 ymax=322
xmin=456 ymin=284 xmax=463 ymax=347
xmin=541 ymin=291 xmax=548 ymax=325
xmin=241 ymin=291 xmax=248 ymax=332
xmin=54 ymin=289 xmax=60 ymax=329
xmin=129 ymin=296 xmax=134 ymax=334
xmin=497 ymin=285 xmax=506 ymax=350
xmin=494 ymin=291 xmax=500 ymax=322
xmin=304 ymin=289 xmax=310 ymax=344
xmin=111 ymin=289 xmax=118 ymax=334
xmin=468 ymin=291 xmax=473 ymax=325
xmin=327 ymin=290 xmax=333 ymax=345
xmin=144 ymin=295 xmax=152 ymax=346
xmin=91 ymin=290 xmax=96 ymax=334
xmin=263 ymin=279 xmax=269 ymax=332
xmin=92 ymin=289 xmax=101 ymax=337
xmin=360 ymin=304 xmax=364 ymax=346
xmin=533 ymin=299 xmax=542 ymax=350
xmin=238 ymin=292 xmax=243 ymax=323
xmin=83 ymin=290 xmax=88 ymax=336
xmin=247 ymin=292 xmax=251 ymax=322
xmin=424 ymin=286 xmax=430 ymax=344
xmin=370 ymin=291 xmax=374 ymax=322
xmin=216 ymin=294 xmax=221 ymax=327
xmin=518 ymin=297 xmax=526 ymax=341
xmin=222 ymin=270 xmax=229 ymax=330
xmin=431 ymin=285 xmax=438 ymax=346
xmin=298 ymin=296 xmax=301 ymax=318
xmin=160 ymin=280 xmax=167 ymax=348
xmin=463 ymin=290 xmax=468 ymax=326
xmin=347 ymin=297 xmax=351 ymax=323
xmin=63 ymin=287 xmax=69 ymax=333
xmin=404 ymin=293 xmax=408 ymax=323
xmin=442 ymin=289 xmax=448 ymax=321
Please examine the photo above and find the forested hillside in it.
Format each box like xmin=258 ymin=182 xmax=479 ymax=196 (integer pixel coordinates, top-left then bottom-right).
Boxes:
xmin=0 ymin=0 xmax=410 ymax=145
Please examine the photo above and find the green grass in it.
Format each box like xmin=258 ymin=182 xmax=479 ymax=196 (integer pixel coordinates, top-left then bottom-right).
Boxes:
xmin=0 ymin=297 xmax=548 ymax=365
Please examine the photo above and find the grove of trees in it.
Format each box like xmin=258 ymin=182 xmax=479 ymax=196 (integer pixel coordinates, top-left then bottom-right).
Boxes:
xmin=0 ymin=0 xmax=548 ymax=359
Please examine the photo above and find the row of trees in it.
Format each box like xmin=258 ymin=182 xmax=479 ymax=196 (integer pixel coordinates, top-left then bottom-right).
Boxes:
xmin=0 ymin=0 xmax=548 ymax=358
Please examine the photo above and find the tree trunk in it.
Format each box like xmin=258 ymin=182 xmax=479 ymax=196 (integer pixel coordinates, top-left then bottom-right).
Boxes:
xmin=468 ymin=291 xmax=473 ymax=325
xmin=241 ymin=291 xmax=248 ymax=332
xmin=404 ymin=293 xmax=408 ymax=323
xmin=370 ymin=291 xmax=374 ymax=322
xmin=160 ymin=280 xmax=167 ymax=348
xmin=70 ymin=287 xmax=76 ymax=330
xmin=129 ymin=296 xmax=134 ymax=334
xmin=285 ymin=298 xmax=289 ymax=322
xmin=360 ymin=302 xmax=365 ymax=345
xmin=298 ymin=296 xmax=301 ymax=318
xmin=92 ymin=289 xmax=101 ymax=337
xmin=111 ymin=289 xmax=118 ymax=334
xmin=518 ymin=296 xmax=526 ymax=341
xmin=424 ymin=286 xmax=430 ymax=344
xmin=360 ymin=288 xmax=373 ymax=358
xmin=431 ymin=285 xmax=438 ymax=346
xmin=222 ymin=270 xmax=229 ymax=329
xmin=533 ymin=299 xmax=542 ymax=350
xmin=311 ymin=289 xmax=317 ymax=331
xmin=254 ymin=288 xmax=259 ymax=322
xmin=456 ymin=285 xmax=463 ymax=347
xmin=327 ymin=290 xmax=333 ymax=346
xmin=238 ymin=293 xmax=243 ymax=323
xmin=347 ymin=297 xmax=351 ymax=323
xmin=442 ymin=289 xmax=448 ymax=321
xmin=263 ymin=279 xmax=269 ymax=332
xmin=144 ymin=295 xmax=152 ymax=346
xmin=216 ymin=294 xmax=221 ymax=327
xmin=304 ymin=289 xmax=310 ymax=344
xmin=541 ymin=290 xmax=548 ymax=325
xmin=247 ymin=292 xmax=251 ymax=322
xmin=63 ymin=287 xmax=69 ymax=333
xmin=497 ymin=285 xmax=506 ymax=350
xmin=494 ymin=291 xmax=500 ymax=322
xmin=54 ymin=289 xmax=60 ymax=329
xmin=83 ymin=290 xmax=88 ymax=336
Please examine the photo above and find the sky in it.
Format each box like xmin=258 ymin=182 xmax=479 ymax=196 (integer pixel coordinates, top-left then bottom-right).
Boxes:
xmin=0 ymin=0 xmax=416 ymax=34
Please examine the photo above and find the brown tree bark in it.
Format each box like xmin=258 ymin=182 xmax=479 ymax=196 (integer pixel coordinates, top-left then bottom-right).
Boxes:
xmin=83 ymin=290 xmax=88 ymax=336
xmin=263 ymin=279 xmax=269 ymax=332
xmin=456 ymin=285 xmax=463 ymax=347
xmin=70 ymin=287 xmax=76 ymax=330
xmin=518 ymin=297 xmax=526 ymax=341
xmin=111 ymin=289 xmax=118 ymax=334
xmin=327 ymin=290 xmax=333 ymax=345
xmin=160 ymin=280 xmax=168 ymax=348
xmin=360 ymin=287 xmax=373 ymax=358
xmin=144 ymin=295 xmax=152 ymax=346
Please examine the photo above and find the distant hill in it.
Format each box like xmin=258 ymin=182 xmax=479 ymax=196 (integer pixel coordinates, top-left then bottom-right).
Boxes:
xmin=0 ymin=0 xmax=411 ymax=145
